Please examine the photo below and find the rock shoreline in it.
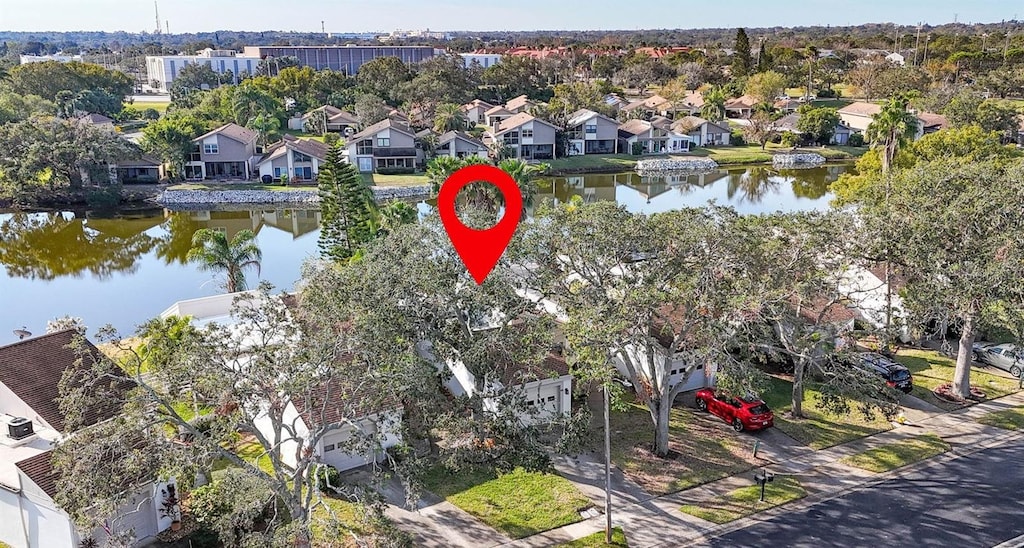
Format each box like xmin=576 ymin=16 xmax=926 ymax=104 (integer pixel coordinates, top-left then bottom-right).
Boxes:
xmin=772 ymin=153 xmax=827 ymax=168
xmin=635 ymin=157 xmax=720 ymax=174
xmin=156 ymin=184 xmax=432 ymax=207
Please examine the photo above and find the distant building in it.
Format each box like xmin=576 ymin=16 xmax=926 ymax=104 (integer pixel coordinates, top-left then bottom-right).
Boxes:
xmin=241 ymin=45 xmax=439 ymax=74
xmin=19 ymin=53 xmax=83 ymax=64
xmin=145 ymin=48 xmax=260 ymax=92
xmin=379 ymin=29 xmax=451 ymax=42
xmin=459 ymin=53 xmax=502 ymax=69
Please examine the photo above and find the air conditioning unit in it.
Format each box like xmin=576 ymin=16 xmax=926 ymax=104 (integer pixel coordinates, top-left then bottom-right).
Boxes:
xmin=7 ymin=417 xmax=33 ymax=440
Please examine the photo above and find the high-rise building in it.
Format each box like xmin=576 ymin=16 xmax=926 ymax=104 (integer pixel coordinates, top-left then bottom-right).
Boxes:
xmin=145 ymin=48 xmax=261 ymax=92
xmin=241 ymin=45 xmax=440 ymax=74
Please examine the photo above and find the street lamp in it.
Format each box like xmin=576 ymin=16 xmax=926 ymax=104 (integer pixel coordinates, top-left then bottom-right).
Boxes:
xmin=603 ymin=377 xmax=631 ymax=543
xmin=753 ymin=468 xmax=775 ymax=502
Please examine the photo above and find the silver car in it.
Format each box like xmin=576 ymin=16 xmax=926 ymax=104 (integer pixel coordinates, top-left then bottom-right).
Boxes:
xmin=972 ymin=343 xmax=1023 ymax=378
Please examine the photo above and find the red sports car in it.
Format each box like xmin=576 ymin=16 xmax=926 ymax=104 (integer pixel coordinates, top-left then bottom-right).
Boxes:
xmin=694 ymin=388 xmax=774 ymax=432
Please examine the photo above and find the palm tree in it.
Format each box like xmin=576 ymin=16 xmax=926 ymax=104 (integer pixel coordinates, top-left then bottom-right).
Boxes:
xmin=232 ymin=85 xmax=279 ymax=127
xmin=249 ymin=113 xmax=281 ymax=147
xmin=700 ymin=86 xmax=727 ymax=122
xmin=375 ymin=201 xmax=418 ymax=235
xmin=186 ymin=229 xmax=262 ymax=294
xmin=426 ymin=156 xmax=465 ymax=194
xmin=498 ymin=158 xmax=548 ymax=220
xmin=865 ymin=94 xmax=918 ymax=174
xmin=433 ymin=103 xmax=469 ymax=133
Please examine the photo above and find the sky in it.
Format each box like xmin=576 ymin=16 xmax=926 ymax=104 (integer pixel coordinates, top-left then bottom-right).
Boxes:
xmin=0 ymin=0 xmax=1019 ymax=34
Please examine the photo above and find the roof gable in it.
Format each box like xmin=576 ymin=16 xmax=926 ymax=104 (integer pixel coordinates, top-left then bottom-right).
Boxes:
xmin=0 ymin=330 xmax=128 ymax=432
xmin=349 ymin=118 xmax=415 ymax=142
xmin=16 ymin=450 xmax=57 ymax=498
xmin=438 ymin=130 xmax=486 ymax=147
xmin=194 ymin=123 xmax=259 ymax=145
xmin=494 ymin=112 xmax=561 ymax=135
xmin=838 ymin=102 xmax=882 ymax=117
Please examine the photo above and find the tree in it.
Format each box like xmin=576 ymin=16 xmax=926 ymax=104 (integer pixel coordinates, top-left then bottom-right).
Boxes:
xmin=0 ymin=90 xmax=54 ymax=124
xmin=376 ymin=201 xmax=418 ymax=235
xmin=353 ymin=93 xmax=390 ymax=128
xmin=71 ymin=89 xmax=123 ymax=117
xmin=515 ymin=202 xmax=761 ymax=457
xmin=433 ymin=102 xmax=469 ymax=133
xmin=732 ymin=28 xmax=753 ymax=78
xmin=742 ymin=110 xmax=779 ymax=150
xmin=8 ymin=60 xmax=132 ymax=101
xmin=852 ymin=160 xmax=1024 ymax=399
xmin=482 ymin=56 xmax=544 ymax=102
xmin=976 ymin=100 xmax=1022 ymax=138
xmin=497 ymin=158 xmax=545 ymax=220
xmin=46 ymin=315 xmax=87 ymax=334
xmin=169 ymin=63 xmax=222 ymax=93
xmin=700 ymin=85 xmax=728 ymax=122
xmin=55 ymin=288 xmax=406 ymax=545
xmin=231 ymin=84 xmax=282 ymax=127
xmin=865 ymin=94 xmax=918 ymax=174
xmin=141 ymin=114 xmax=208 ymax=179
xmin=943 ymin=90 xmax=984 ymax=128
xmin=186 ymin=228 xmax=262 ymax=293
xmin=317 ymin=144 xmax=378 ymax=261
xmin=911 ymin=125 xmax=1017 ymax=163
xmin=757 ymin=39 xmax=773 ymax=73
xmin=356 ymin=56 xmax=410 ymax=103
xmin=546 ymin=82 xmax=608 ymax=124
xmin=844 ymin=61 xmax=886 ymax=101
xmin=744 ymin=70 xmax=787 ymax=106
xmin=796 ymin=106 xmax=840 ymax=145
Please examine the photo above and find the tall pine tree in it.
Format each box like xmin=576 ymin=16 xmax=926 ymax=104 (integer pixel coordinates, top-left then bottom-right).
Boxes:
xmin=732 ymin=28 xmax=752 ymax=78
xmin=317 ymin=143 xmax=378 ymax=261
xmin=757 ymin=38 xmax=772 ymax=73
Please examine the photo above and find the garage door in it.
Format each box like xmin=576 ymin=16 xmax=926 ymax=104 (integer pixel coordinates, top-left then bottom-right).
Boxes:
xmin=525 ymin=383 xmax=562 ymax=422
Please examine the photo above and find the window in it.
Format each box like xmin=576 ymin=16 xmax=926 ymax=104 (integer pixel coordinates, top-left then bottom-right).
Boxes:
xmin=188 ymin=144 xmax=201 ymax=163
xmin=273 ymin=167 xmax=283 ymax=177
xmin=503 ymin=131 xmax=519 ymax=145
xmin=546 ymin=396 xmax=555 ymax=402
xmin=356 ymin=139 xmax=373 ymax=155
xmin=377 ymin=137 xmax=390 ymax=147
xmin=203 ymin=142 xmax=219 ymax=154
xmin=323 ymin=444 xmax=336 ymax=452
xmin=585 ymin=124 xmax=597 ymax=134
xmin=293 ymin=151 xmax=311 ymax=163
xmin=521 ymin=128 xmax=533 ymax=138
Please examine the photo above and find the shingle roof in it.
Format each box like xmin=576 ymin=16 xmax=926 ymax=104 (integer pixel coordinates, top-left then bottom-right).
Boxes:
xmin=462 ymin=99 xmax=495 ymax=111
xmin=0 ymin=330 xmax=128 ymax=432
xmin=497 ymin=352 xmax=571 ymax=387
xmin=15 ymin=450 xmax=57 ymax=498
xmin=79 ymin=113 xmax=113 ymax=124
xmin=438 ymin=130 xmax=485 ymax=148
xmin=838 ymin=102 xmax=882 ymax=117
xmin=917 ymin=112 xmax=947 ymax=130
xmin=349 ymin=117 xmax=415 ymax=142
xmin=725 ymin=94 xmax=758 ymax=109
xmin=290 ymin=373 xmax=397 ymax=428
xmin=302 ymin=105 xmax=344 ymax=120
xmin=485 ymin=105 xmax=512 ymax=116
xmin=194 ymin=123 xmax=259 ymax=144
xmin=258 ymin=135 xmax=330 ymax=165
xmin=493 ymin=112 xmax=560 ymax=134
xmin=617 ymin=118 xmax=651 ymax=136
xmin=504 ymin=94 xmax=532 ymax=112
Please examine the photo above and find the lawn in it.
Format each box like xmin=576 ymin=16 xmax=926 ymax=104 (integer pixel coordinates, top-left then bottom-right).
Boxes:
xmin=166 ymin=183 xmax=303 ymax=191
xmin=840 ymin=434 xmax=950 ymax=473
xmin=547 ymin=154 xmax=638 ymax=174
xmin=895 ymin=349 xmax=1021 ymax=411
xmin=760 ymin=377 xmax=893 ymax=450
xmin=310 ymin=495 xmax=376 ymax=548
xmin=126 ymin=101 xmax=170 ymax=114
xmin=422 ymin=466 xmax=590 ymax=539
xmin=232 ymin=435 xmax=276 ymax=475
xmin=556 ymin=527 xmax=629 ymax=547
xmin=976 ymin=407 xmax=1024 ymax=430
xmin=680 ymin=475 xmax=806 ymax=524
xmin=602 ymin=402 xmax=760 ymax=496
xmin=361 ymin=173 xmax=430 ymax=187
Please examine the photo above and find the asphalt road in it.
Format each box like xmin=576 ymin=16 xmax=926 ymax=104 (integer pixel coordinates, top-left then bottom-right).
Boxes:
xmin=707 ymin=436 xmax=1024 ymax=548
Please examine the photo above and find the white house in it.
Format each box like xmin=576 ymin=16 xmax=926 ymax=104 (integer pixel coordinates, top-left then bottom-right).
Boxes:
xmin=488 ymin=113 xmax=561 ymax=161
xmin=19 ymin=54 xmax=84 ymax=64
xmin=837 ymin=264 xmax=912 ymax=343
xmin=257 ymin=135 xmax=329 ymax=182
xmin=161 ymin=293 xmax=403 ymax=473
xmin=616 ymin=117 xmax=692 ymax=155
xmin=459 ymin=53 xmax=502 ymax=69
xmin=885 ymin=52 xmax=906 ymax=66
xmin=0 ymin=331 xmax=171 ymax=548
xmin=565 ymin=109 xmax=619 ymax=155
xmin=435 ymin=131 xmax=489 ymax=159
xmin=460 ymin=99 xmax=496 ymax=125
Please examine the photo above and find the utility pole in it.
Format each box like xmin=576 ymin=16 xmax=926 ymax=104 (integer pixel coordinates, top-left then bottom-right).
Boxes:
xmin=603 ymin=383 xmax=612 ymax=544
xmin=322 ymin=20 xmax=326 ymax=36
xmin=914 ymin=23 xmax=922 ymax=66
xmin=154 ymin=0 xmax=161 ymax=34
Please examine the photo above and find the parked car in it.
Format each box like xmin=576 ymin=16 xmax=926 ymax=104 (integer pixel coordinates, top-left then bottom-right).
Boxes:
xmin=972 ymin=343 xmax=1023 ymax=378
xmin=694 ymin=388 xmax=774 ymax=432
xmin=856 ymin=352 xmax=914 ymax=393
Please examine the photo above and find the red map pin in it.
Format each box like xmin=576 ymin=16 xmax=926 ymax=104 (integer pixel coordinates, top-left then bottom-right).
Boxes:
xmin=437 ymin=164 xmax=523 ymax=285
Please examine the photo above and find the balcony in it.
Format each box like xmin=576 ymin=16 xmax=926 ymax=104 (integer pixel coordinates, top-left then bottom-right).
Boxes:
xmin=372 ymin=147 xmax=417 ymax=158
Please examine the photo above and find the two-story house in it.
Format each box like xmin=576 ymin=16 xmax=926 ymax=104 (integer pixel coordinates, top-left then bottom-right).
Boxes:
xmin=0 ymin=330 xmax=172 ymax=548
xmin=671 ymin=116 xmax=731 ymax=147
xmin=460 ymin=99 xmax=496 ymax=126
xmin=565 ymin=109 xmax=619 ymax=155
xmin=256 ymin=135 xmax=330 ymax=182
xmin=292 ymin=105 xmax=360 ymax=135
xmin=621 ymin=94 xmax=676 ymax=119
xmin=185 ymin=123 xmax=262 ymax=180
xmin=345 ymin=118 xmax=418 ymax=173
xmin=504 ymin=94 xmax=536 ymax=114
xmin=489 ymin=113 xmax=560 ymax=161
xmin=435 ymin=131 xmax=489 ymax=160
xmin=617 ymin=117 xmax=692 ymax=155
xmin=484 ymin=105 xmax=514 ymax=128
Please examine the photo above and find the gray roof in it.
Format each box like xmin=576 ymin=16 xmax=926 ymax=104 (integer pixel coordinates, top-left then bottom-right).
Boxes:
xmin=349 ymin=117 xmax=415 ymax=142
xmin=438 ymin=130 xmax=486 ymax=148
xmin=566 ymin=108 xmax=617 ymax=128
xmin=194 ymin=123 xmax=259 ymax=144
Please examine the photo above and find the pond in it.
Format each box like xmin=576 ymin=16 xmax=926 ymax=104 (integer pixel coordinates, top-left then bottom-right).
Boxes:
xmin=0 ymin=164 xmax=851 ymax=345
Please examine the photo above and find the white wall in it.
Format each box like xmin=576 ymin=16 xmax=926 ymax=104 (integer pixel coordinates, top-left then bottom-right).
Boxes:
xmin=252 ymin=401 xmax=308 ymax=469
xmin=0 ymin=385 xmax=49 ymax=430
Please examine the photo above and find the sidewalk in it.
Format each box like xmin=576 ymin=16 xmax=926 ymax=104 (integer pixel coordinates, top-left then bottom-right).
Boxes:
xmin=499 ymin=390 xmax=1024 ymax=547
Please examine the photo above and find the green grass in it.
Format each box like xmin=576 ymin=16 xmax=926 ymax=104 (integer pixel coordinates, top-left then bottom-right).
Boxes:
xmin=361 ymin=173 xmax=430 ymax=187
xmin=976 ymin=407 xmax=1024 ymax=430
xmin=895 ymin=349 xmax=1021 ymax=411
xmin=310 ymin=495 xmax=374 ymax=547
xmin=811 ymin=99 xmax=854 ymax=109
xmin=556 ymin=527 xmax=629 ymax=547
xmin=760 ymin=377 xmax=893 ymax=450
xmin=603 ymin=402 xmax=759 ymax=496
xmin=422 ymin=466 xmax=591 ymax=539
xmin=166 ymin=183 xmax=302 ymax=191
xmin=840 ymin=434 xmax=950 ymax=473
xmin=126 ymin=101 xmax=170 ymax=114
xmin=680 ymin=476 xmax=806 ymax=524
xmin=547 ymin=154 xmax=638 ymax=174
xmin=234 ymin=437 xmax=275 ymax=475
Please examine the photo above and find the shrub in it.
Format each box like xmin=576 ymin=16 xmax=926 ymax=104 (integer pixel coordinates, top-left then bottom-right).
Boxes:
xmin=847 ymin=133 xmax=865 ymax=147
xmin=322 ymin=133 xmax=340 ymax=146
xmin=780 ymin=131 xmax=799 ymax=147
xmin=729 ymin=130 xmax=746 ymax=146
xmin=86 ymin=184 xmax=122 ymax=208
xmin=142 ymin=108 xmax=160 ymax=120
xmin=315 ymin=464 xmax=342 ymax=494
xmin=631 ymin=141 xmax=644 ymax=155
xmin=817 ymin=88 xmax=840 ymax=98
xmin=375 ymin=167 xmax=416 ymax=175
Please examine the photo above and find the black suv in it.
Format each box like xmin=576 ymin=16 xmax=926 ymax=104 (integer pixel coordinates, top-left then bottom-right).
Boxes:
xmin=857 ymin=352 xmax=914 ymax=393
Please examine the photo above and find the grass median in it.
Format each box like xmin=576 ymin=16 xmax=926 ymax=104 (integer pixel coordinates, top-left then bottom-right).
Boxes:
xmin=680 ymin=475 xmax=806 ymax=524
xmin=976 ymin=407 xmax=1024 ymax=430
xmin=556 ymin=527 xmax=629 ymax=547
xmin=840 ymin=434 xmax=950 ymax=473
